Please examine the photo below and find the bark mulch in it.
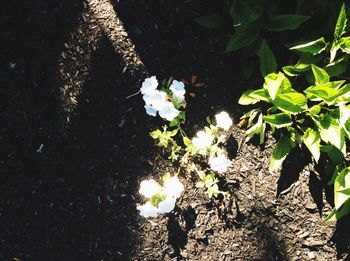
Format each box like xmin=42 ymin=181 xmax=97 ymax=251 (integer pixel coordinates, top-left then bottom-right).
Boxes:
xmin=1 ymin=0 xmax=350 ymax=260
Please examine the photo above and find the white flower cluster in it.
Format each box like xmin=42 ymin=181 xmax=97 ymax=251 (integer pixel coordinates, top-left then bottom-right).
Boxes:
xmin=191 ymin=111 xmax=233 ymax=173
xmin=140 ymin=76 xmax=186 ymax=121
xmin=137 ymin=176 xmax=184 ymax=218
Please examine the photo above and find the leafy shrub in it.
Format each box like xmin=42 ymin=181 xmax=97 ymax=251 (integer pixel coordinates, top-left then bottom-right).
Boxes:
xmin=238 ymin=3 xmax=350 ymax=221
xmin=195 ymin=0 xmax=344 ymax=79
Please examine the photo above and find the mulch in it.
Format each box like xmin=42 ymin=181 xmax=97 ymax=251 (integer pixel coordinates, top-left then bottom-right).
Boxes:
xmin=1 ymin=0 xmax=350 ymax=260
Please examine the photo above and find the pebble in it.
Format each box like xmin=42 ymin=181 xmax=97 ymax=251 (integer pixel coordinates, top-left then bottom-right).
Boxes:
xmin=303 ymin=240 xmax=326 ymax=247
xmin=308 ymin=251 xmax=316 ymax=259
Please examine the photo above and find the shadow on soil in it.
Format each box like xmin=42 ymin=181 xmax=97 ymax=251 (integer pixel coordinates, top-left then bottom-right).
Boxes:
xmin=276 ymin=146 xmax=311 ymax=197
xmin=249 ymin=206 xmax=288 ymax=261
xmin=0 ymin=0 xmax=152 ymax=260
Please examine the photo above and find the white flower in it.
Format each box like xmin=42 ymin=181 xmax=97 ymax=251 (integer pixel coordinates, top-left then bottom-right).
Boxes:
xmin=144 ymin=105 xmax=157 ymax=116
xmin=173 ymin=93 xmax=185 ymax=104
xmin=215 ymin=111 xmax=233 ymax=131
xmin=163 ymin=176 xmax=184 ymax=199
xmin=137 ymin=202 xmax=159 ymax=218
xmin=158 ymin=196 xmax=176 ymax=214
xmin=209 ymin=154 xmax=232 ymax=173
xmin=140 ymin=76 xmax=158 ymax=95
xmin=170 ymin=80 xmax=186 ymax=97
xmin=158 ymin=101 xmax=179 ymax=121
xmin=192 ymin=130 xmax=214 ymax=150
xmin=139 ymin=179 xmax=161 ymax=198
xmin=142 ymin=90 xmax=167 ymax=110
xmin=170 ymin=80 xmax=186 ymax=105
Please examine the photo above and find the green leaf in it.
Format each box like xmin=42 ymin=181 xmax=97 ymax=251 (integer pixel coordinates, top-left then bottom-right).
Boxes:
xmin=340 ymin=104 xmax=350 ymax=123
xmin=225 ymin=24 xmax=260 ymax=52
xmin=335 ymin=167 xmax=350 ymax=210
xmin=334 ymin=3 xmax=347 ymax=39
xmin=310 ymin=105 xmax=321 ymax=115
xmin=288 ymin=127 xmax=302 ymax=146
xmin=335 ymin=83 xmax=350 ymax=102
xmin=303 ymin=128 xmax=321 ymax=162
xmin=304 ymin=81 xmax=345 ymax=103
xmin=238 ymin=89 xmax=260 ymax=105
xmin=316 ymin=113 xmax=345 ymax=153
xmin=194 ymin=15 xmax=226 ymax=29
xmin=338 ymin=36 xmax=350 ymax=53
xmin=289 ymin=37 xmax=328 ymax=55
xmin=269 ymin=135 xmax=293 ymax=171
xmin=263 ymin=113 xmax=292 ymax=128
xmin=170 ymin=129 xmax=178 ymax=137
xmin=325 ymin=56 xmax=348 ymax=77
xmin=283 ymin=53 xmax=323 ymax=76
xmin=246 ymin=113 xmax=264 ymax=143
xmin=249 ymin=88 xmax=270 ymax=102
xmin=263 ymin=72 xmax=285 ymax=100
xmin=150 ymin=129 xmax=161 ymax=139
xmin=229 ymin=0 xmax=264 ymax=24
xmin=330 ymin=41 xmax=340 ymax=63
xmin=283 ymin=63 xmax=310 ymax=76
xmin=240 ymin=109 xmax=260 ymax=127
xmin=324 ymin=200 xmax=350 ymax=222
xmin=311 ymin=64 xmax=329 ymax=85
xmin=272 ymin=92 xmax=307 ymax=114
xmin=267 ymin=15 xmax=310 ymax=31
xmin=320 ymin=145 xmax=344 ymax=165
xmin=183 ymin=136 xmax=192 ymax=147
xmin=257 ymin=39 xmax=277 ymax=77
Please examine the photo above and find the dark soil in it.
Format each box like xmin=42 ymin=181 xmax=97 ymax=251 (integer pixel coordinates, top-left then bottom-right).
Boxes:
xmin=1 ymin=0 xmax=350 ymax=260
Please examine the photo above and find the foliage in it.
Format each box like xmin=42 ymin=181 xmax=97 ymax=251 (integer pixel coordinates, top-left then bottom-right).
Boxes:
xmin=195 ymin=0 xmax=345 ymax=79
xmin=238 ymin=3 xmax=350 ymax=221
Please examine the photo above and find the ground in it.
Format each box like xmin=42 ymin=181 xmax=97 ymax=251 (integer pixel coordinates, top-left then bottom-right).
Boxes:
xmin=1 ymin=0 xmax=350 ymax=260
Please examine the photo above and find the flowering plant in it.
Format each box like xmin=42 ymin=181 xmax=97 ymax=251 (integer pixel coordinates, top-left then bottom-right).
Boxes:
xmin=137 ymin=173 xmax=184 ymax=218
xmin=137 ymin=76 xmax=234 ymax=217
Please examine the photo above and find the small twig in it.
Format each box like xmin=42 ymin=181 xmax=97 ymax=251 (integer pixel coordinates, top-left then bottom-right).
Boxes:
xmin=125 ymin=90 xmax=140 ymax=99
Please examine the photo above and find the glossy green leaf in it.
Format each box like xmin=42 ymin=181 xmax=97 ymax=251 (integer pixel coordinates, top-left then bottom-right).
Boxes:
xmin=238 ymin=89 xmax=260 ymax=105
xmin=311 ymin=64 xmax=329 ymax=85
xmin=249 ymin=88 xmax=270 ymax=102
xmin=272 ymin=92 xmax=307 ymax=114
xmin=246 ymin=113 xmax=265 ymax=144
xmin=225 ymin=24 xmax=260 ymax=52
xmin=303 ymin=128 xmax=321 ymax=162
xmin=324 ymin=200 xmax=350 ymax=222
xmin=194 ymin=15 xmax=226 ymax=29
xmin=330 ymin=41 xmax=340 ymax=63
xmin=338 ymin=36 xmax=350 ymax=53
xmin=267 ymin=15 xmax=310 ymax=31
xmin=263 ymin=72 xmax=285 ymax=100
xmin=257 ymin=39 xmax=277 ymax=77
xmin=325 ymin=57 xmax=348 ymax=77
xmin=263 ymin=113 xmax=292 ymax=128
xmin=289 ymin=37 xmax=328 ymax=55
xmin=320 ymin=145 xmax=344 ymax=165
xmin=335 ymin=167 xmax=350 ymax=210
xmin=310 ymin=105 xmax=321 ymax=115
xmin=317 ymin=113 xmax=345 ymax=153
xmin=283 ymin=63 xmax=310 ymax=76
xmin=334 ymin=3 xmax=347 ymax=39
xmin=304 ymin=81 xmax=345 ymax=103
xmin=269 ymin=134 xmax=293 ymax=171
